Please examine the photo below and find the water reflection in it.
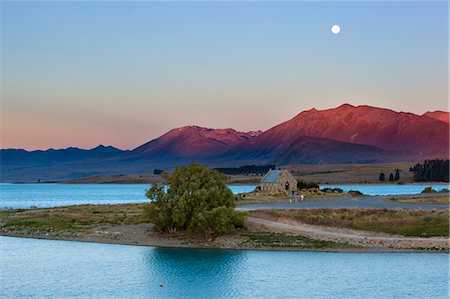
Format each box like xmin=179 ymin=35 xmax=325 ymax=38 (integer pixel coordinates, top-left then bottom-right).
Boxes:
xmin=1 ymin=237 xmax=448 ymax=298
xmin=143 ymin=247 xmax=246 ymax=298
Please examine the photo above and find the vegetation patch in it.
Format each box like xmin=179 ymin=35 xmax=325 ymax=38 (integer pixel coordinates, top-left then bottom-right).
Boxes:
xmin=347 ymin=190 xmax=364 ymax=196
xmin=386 ymin=195 xmax=449 ymax=205
xmin=410 ymin=159 xmax=449 ymax=182
xmin=240 ymin=232 xmax=353 ymax=249
xmin=145 ymin=163 xmax=245 ymax=235
xmin=250 ymin=209 xmax=449 ymax=238
xmin=0 ymin=204 xmax=149 ymax=233
xmin=421 ymin=187 xmax=449 ymax=194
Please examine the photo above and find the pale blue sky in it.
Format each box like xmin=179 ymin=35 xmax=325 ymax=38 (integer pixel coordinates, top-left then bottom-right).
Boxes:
xmin=1 ymin=1 xmax=448 ymax=149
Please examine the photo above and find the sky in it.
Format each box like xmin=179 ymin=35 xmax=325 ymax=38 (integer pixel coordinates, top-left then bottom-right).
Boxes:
xmin=1 ymin=1 xmax=448 ymax=150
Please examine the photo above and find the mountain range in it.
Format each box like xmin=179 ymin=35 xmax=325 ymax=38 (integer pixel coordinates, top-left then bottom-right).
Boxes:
xmin=1 ymin=104 xmax=448 ymax=182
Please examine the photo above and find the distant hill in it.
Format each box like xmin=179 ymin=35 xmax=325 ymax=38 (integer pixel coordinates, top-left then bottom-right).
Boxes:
xmin=221 ymin=104 xmax=448 ymax=163
xmin=423 ymin=111 xmax=449 ymax=123
xmin=221 ymin=135 xmax=414 ymax=165
xmin=1 ymin=145 xmax=130 ymax=182
xmin=1 ymin=145 xmax=125 ymax=166
xmin=1 ymin=104 xmax=448 ymax=182
xmin=132 ymin=126 xmax=261 ymax=159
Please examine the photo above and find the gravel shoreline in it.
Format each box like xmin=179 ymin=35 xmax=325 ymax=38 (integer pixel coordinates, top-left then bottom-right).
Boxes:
xmin=2 ymin=222 xmax=447 ymax=253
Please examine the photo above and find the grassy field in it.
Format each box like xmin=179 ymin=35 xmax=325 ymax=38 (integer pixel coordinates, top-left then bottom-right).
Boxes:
xmin=0 ymin=204 xmax=150 ymax=233
xmin=249 ymin=209 xmax=449 ymax=237
xmin=58 ymin=162 xmax=419 ymax=184
xmin=287 ymin=162 xmax=415 ymax=184
xmin=237 ymin=188 xmax=348 ymax=203
xmin=386 ymin=195 xmax=449 ymax=205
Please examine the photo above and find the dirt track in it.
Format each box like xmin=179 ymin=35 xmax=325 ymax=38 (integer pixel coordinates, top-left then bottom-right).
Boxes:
xmin=246 ymin=216 xmax=449 ymax=250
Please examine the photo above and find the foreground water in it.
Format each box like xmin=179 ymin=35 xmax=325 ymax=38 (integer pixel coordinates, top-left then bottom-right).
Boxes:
xmin=1 ymin=237 xmax=448 ymax=298
xmin=1 ymin=183 xmax=448 ymax=208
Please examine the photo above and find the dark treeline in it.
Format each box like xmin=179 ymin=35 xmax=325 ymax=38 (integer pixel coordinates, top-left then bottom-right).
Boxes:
xmin=214 ymin=165 xmax=275 ymax=175
xmin=410 ymin=159 xmax=449 ymax=182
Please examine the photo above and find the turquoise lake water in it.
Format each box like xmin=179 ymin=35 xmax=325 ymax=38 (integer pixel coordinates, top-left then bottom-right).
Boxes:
xmin=0 ymin=183 xmax=448 ymax=208
xmin=1 ymin=236 xmax=448 ymax=298
xmin=323 ymin=184 xmax=449 ymax=196
xmin=0 ymin=184 xmax=256 ymax=208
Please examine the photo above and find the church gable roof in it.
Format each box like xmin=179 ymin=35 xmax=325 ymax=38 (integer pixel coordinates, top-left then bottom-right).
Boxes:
xmin=261 ymin=169 xmax=286 ymax=183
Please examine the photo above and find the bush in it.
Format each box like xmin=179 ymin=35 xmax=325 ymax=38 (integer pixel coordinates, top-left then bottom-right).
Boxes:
xmin=321 ymin=187 xmax=344 ymax=193
xmin=421 ymin=187 xmax=437 ymax=193
xmin=145 ymin=162 xmax=244 ymax=235
xmin=348 ymin=190 xmax=364 ymax=196
xmin=189 ymin=206 xmax=245 ymax=235
xmin=297 ymin=180 xmax=319 ymax=190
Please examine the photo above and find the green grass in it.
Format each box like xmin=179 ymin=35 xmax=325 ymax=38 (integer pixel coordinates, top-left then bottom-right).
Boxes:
xmin=0 ymin=203 xmax=150 ymax=233
xmin=249 ymin=209 xmax=449 ymax=238
xmin=240 ymin=232 xmax=354 ymax=249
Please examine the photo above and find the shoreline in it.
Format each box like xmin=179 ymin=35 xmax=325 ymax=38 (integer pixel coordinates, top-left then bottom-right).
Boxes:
xmin=2 ymin=218 xmax=448 ymax=253
xmin=1 ymin=233 xmax=444 ymax=254
xmin=1 ymin=202 xmax=448 ymax=253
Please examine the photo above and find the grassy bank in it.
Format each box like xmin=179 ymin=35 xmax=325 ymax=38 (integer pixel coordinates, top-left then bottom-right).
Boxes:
xmin=386 ymin=194 xmax=449 ymax=205
xmin=240 ymin=232 xmax=354 ymax=250
xmin=249 ymin=209 xmax=449 ymax=237
xmin=0 ymin=204 xmax=149 ymax=234
xmin=237 ymin=188 xmax=349 ymax=203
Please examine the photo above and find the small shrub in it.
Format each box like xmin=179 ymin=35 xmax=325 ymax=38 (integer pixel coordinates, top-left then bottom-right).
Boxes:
xmin=348 ymin=190 xmax=364 ymax=196
xmin=421 ymin=187 xmax=437 ymax=193
xmin=297 ymin=180 xmax=319 ymax=190
xmin=321 ymin=187 xmax=344 ymax=193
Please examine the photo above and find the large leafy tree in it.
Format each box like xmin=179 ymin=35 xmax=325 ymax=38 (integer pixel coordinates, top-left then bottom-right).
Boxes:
xmin=145 ymin=162 xmax=244 ymax=235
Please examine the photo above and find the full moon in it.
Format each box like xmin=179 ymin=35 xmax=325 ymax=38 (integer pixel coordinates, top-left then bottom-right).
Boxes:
xmin=331 ymin=25 xmax=341 ymax=34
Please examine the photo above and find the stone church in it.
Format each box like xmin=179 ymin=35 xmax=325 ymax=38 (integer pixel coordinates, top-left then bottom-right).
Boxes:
xmin=260 ymin=169 xmax=297 ymax=193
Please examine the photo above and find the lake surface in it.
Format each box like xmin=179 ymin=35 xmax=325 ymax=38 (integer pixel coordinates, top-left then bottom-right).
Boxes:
xmin=323 ymin=184 xmax=449 ymax=196
xmin=1 ymin=183 xmax=448 ymax=208
xmin=1 ymin=236 xmax=448 ymax=299
xmin=0 ymin=184 xmax=256 ymax=208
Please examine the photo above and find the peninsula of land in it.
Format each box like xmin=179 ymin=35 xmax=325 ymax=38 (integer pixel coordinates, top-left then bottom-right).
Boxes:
xmin=1 ymin=196 xmax=448 ymax=253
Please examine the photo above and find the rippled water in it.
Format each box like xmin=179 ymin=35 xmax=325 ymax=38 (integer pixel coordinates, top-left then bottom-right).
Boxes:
xmin=1 ymin=237 xmax=448 ymax=298
xmin=1 ymin=183 xmax=448 ymax=208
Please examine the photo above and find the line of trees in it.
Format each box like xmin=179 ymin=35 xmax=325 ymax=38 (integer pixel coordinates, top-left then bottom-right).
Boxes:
xmin=410 ymin=159 xmax=449 ymax=182
xmin=214 ymin=164 xmax=275 ymax=175
xmin=379 ymin=169 xmax=400 ymax=182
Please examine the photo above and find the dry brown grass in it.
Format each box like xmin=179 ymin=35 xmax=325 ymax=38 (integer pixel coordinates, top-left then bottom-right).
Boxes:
xmin=286 ymin=162 xmax=415 ymax=184
xmin=237 ymin=188 xmax=346 ymax=202
xmin=0 ymin=204 xmax=149 ymax=232
xmin=386 ymin=195 xmax=449 ymax=205
xmin=250 ymin=209 xmax=449 ymax=237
